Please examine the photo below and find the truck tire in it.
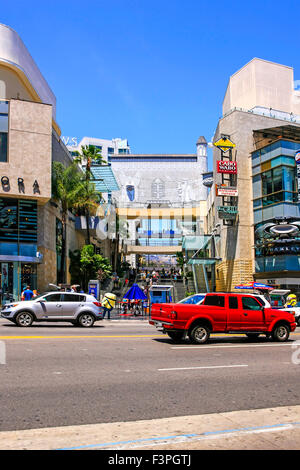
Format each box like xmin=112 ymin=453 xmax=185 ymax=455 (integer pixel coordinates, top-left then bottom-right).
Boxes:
xmin=189 ymin=324 xmax=210 ymax=344
xmin=167 ymin=331 xmax=184 ymax=343
xmin=272 ymin=324 xmax=290 ymax=342
xmin=15 ymin=311 xmax=34 ymax=327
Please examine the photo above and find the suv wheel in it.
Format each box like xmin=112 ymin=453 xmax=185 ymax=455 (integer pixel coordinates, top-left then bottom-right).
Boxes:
xmin=272 ymin=324 xmax=290 ymax=342
xmin=78 ymin=313 xmax=95 ymax=328
xmin=189 ymin=324 xmax=210 ymax=344
xmin=15 ymin=312 xmax=34 ymax=327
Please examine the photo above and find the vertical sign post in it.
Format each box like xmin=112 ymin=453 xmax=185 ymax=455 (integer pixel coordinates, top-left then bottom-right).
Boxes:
xmin=295 ymin=150 xmax=300 ymax=203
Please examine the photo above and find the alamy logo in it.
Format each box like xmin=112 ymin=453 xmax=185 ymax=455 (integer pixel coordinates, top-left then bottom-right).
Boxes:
xmin=0 ymin=341 xmax=6 ymax=365
xmin=291 ymin=340 xmax=300 ymax=365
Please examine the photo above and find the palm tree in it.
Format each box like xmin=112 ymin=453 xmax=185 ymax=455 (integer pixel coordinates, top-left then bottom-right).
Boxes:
xmin=74 ymin=145 xmax=107 ymax=175
xmin=73 ymin=179 xmax=102 ymax=245
xmin=52 ymin=161 xmax=83 ymax=284
xmin=73 ymin=145 xmax=106 ymax=245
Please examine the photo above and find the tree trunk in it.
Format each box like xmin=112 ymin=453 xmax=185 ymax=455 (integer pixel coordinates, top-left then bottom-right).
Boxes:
xmin=60 ymin=216 xmax=67 ymax=284
xmin=85 ymin=208 xmax=91 ymax=245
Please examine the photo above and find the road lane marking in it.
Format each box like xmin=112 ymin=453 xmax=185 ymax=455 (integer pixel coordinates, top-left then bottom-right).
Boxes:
xmin=0 ymin=334 xmax=162 ymax=340
xmin=157 ymin=364 xmax=248 ymax=371
xmin=171 ymin=343 xmax=295 ymax=350
xmin=57 ymin=421 xmax=300 ymax=450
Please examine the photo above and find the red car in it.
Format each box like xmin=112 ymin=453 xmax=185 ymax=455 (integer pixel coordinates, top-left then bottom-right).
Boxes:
xmin=149 ymin=293 xmax=296 ymax=344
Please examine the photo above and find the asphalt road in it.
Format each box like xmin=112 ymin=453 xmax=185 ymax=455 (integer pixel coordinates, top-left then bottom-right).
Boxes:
xmin=0 ymin=318 xmax=300 ymax=434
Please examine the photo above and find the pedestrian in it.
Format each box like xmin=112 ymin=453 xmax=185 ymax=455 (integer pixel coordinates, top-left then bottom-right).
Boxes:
xmin=21 ymin=285 xmax=26 ymax=301
xmin=113 ymin=275 xmax=119 ymax=289
xmin=71 ymin=285 xmax=77 ymax=292
xmin=23 ymin=285 xmax=34 ymax=301
xmin=101 ymin=293 xmax=116 ymax=319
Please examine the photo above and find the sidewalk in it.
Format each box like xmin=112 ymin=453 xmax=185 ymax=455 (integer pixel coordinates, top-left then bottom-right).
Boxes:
xmin=1 ymin=405 xmax=299 ymax=450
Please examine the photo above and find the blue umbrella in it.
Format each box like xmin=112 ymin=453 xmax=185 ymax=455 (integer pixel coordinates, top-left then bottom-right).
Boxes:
xmin=123 ymin=283 xmax=147 ymax=300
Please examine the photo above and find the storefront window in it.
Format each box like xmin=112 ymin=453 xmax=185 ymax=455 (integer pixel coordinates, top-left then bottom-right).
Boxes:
xmin=259 ymin=165 xmax=297 ymax=206
xmin=21 ymin=264 xmax=37 ymax=291
xmin=0 ymin=100 xmax=8 ymax=162
xmin=0 ymin=262 xmax=13 ymax=303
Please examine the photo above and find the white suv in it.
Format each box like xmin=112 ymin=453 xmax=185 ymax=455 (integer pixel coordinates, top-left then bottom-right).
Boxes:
xmin=1 ymin=292 xmax=103 ymax=327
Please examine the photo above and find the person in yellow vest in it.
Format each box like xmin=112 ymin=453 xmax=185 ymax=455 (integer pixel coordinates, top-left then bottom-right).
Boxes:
xmin=101 ymin=293 xmax=116 ymax=319
xmin=284 ymin=294 xmax=297 ymax=308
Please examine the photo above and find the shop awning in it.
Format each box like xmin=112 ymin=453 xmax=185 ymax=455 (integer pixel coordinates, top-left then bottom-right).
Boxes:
xmin=187 ymin=258 xmax=219 ymax=266
xmin=182 ymin=235 xmax=213 ymax=251
xmin=89 ymin=165 xmax=120 ymax=192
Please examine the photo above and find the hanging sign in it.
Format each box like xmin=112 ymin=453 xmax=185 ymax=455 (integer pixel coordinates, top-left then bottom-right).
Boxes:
xmin=295 ymin=150 xmax=300 ymax=203
xmin=217 ymin=160 xmax=237 ymax=174
xmin=214 ymin=137 xmax=236 ymax=153
xmin=216 ymin=185 xmax=238 ymax=197
xmin=217 ymin=205 xmax=238 ymax=219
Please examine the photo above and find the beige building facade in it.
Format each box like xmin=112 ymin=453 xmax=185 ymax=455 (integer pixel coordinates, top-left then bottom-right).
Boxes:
xmin=208 ymin=58 xmax=300 ymax=292
xmin=0 ymin=23 xmax=86 ymax=300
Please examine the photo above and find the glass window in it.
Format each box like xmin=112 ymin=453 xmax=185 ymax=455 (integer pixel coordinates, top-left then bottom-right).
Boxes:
xmin=253 ymin=198 xmax=262 ymax=208
xmin=261 ymin=170 xmax=272 ymax=195
xmin=0 ymin=132 xmax=7 ymax=162
xmin=242 ymin=297 xmax=262 ymax=310
xmin=283 ymin=167 xmax=295 ymax=192
xmin=252 ymin=151 xmax=260 ymax=166
xmin=229 ymin=296 xmax=238 ymax=309
xmin=0 ymin=115 xmax=8 ymax=132
xmin=179 ymin=294 xmax=205 ymax=304
xmin=44 ymin=294 xmax=62 ymax=302
xmin=273 ymin=167 xmax=283 ymax=193
xmin=204 ymin=295 xmax=225 ymax=307
xmin=62 ymin=293 xmax=83 ymax=302
xmin=252 ymin=174 xmax=262 ymax=198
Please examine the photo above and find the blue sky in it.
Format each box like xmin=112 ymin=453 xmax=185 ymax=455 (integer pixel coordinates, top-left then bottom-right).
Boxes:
xmin=2 ymin=0 xmax=300 ymax=163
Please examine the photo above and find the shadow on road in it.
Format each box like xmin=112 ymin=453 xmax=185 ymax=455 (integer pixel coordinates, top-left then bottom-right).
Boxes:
xmin=152 ymin=335 xmax=296 ymax=346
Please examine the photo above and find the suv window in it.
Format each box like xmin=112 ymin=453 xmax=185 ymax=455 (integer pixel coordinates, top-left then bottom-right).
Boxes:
xmin=204 ymin=295 xmax=225 ymax=307
xmin=229 ymin=296 xmax=238 ymax=309
xmin=44 ymin=294 xmax=62 ymax=302
xmin=62 ymin=294 xmax=86 ymax=302
xmin=242 ymin=297 xmax=262 ymax=311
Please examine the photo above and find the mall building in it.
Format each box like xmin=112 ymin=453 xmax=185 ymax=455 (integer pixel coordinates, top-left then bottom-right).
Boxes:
xmin=0 ymin=24 xmax=118 ymax=301
xmin=207 ymin=58 xmax=300 ymax=294
xmin=68 ymin=136 xmax=209 ymax=269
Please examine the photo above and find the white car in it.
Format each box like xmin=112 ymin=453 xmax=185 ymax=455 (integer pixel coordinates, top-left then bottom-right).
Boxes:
xmin=280 ymin=304 xmax=300 ymax=326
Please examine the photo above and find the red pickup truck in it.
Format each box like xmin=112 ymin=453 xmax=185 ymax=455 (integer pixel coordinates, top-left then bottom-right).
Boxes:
xmin=149 ymin=293 xmax=296 ymax=344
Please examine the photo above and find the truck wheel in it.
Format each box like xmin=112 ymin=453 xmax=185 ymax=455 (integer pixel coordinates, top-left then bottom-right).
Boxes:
xmin=77 ymin=313 xmax=95 ymax=328
xmin=167 ymin=331 xmax=184 ymax=343
xmin=15 ymin=311 xmax=34 ymax=327
xmin=189 ymin=324 xmax=210 ymax=344
xmin=272 ymin=324 xmax=290 ymax=342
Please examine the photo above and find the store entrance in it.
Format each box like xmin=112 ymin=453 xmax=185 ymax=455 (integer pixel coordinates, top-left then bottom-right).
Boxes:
xmin=21 ymin=264 xmax=37 ymax=293
xmin=0 ymin=262 xmax=14 ymax=304
xmin=0 ymin=262 xmax=37 ymax=304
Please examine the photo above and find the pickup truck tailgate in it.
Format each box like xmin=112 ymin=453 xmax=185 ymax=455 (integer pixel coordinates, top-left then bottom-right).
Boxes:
xmin=151 ymin=303 xmax=176 ymax=322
